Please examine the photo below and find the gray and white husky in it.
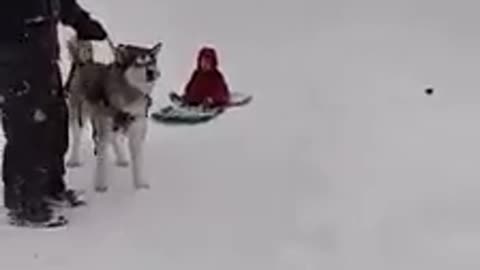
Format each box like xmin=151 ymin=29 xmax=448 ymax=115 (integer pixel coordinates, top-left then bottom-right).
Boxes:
xmin=65 ymin=36 xmax=162 ymax=192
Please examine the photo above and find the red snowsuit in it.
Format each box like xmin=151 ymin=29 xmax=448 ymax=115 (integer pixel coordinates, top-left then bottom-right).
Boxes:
xmin=182 ymin=47 xmax=231 ymax=107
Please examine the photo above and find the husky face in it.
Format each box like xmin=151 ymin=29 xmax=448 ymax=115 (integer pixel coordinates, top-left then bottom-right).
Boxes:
xmin=115 ymin=42 xmax=162 ymax=94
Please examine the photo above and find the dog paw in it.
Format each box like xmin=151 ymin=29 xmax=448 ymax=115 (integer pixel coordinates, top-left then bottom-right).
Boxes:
xmin=66 ymin=160 xmax=82 ymax=168
xmin=135 ymin=182 xmax=150 ymax=190
xmin=115 ymin=160 xmax=129 ymax=167
xmin=95 ymin=186 xmax=108 ymax=193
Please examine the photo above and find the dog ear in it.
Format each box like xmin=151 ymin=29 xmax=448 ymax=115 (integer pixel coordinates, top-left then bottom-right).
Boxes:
xmin=151 ymin=42 xmax=163 ymax=55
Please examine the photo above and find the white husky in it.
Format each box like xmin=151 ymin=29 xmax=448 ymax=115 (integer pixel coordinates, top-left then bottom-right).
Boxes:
xmin=65 ymin=36 xmax=162 ymax=192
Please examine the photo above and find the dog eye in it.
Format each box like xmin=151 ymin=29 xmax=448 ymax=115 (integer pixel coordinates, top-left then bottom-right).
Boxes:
xmin=135 ymin=56 xmax=146 ymax=64
xmin=135 ymin=55 xmax=154 ymax=66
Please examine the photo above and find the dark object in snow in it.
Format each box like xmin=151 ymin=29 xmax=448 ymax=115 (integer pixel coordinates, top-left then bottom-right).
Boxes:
xmin=425 ymin=88 xmax=434 ymax=95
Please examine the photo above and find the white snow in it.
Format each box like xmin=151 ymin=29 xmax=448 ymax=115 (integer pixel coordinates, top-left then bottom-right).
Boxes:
xmin=1 ymin=0 xmax=480 ymax=269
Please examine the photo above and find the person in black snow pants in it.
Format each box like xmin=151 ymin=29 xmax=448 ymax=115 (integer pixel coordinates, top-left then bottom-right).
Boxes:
xmin=0 ymin=0 xmax=107 ymax=228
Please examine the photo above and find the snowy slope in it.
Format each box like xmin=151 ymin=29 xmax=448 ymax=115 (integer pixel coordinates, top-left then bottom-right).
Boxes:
xmin=2 ymin=0 xmax=480 ymax=269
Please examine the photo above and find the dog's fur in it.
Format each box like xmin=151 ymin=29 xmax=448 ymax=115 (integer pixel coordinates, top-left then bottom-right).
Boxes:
xmin=65 ymin=36 xmax=162 ymax=191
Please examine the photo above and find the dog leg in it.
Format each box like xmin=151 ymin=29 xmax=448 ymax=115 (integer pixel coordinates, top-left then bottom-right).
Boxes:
xmin=94 ymin=119 xmax=110 ymax=192
xmin=66 ymin=111 xmax=84 ymax=168
xmin=128 ymin=118 xmax=149 ymax=189
xmin=94 ymin=139 xmax=108 ymax=192
xmin=112 ymin=133 xmax=129 ymax=167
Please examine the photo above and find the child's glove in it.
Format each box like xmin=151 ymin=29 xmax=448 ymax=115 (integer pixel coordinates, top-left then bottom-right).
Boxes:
xmin=202 ymin=97 xmax=214 ymax=108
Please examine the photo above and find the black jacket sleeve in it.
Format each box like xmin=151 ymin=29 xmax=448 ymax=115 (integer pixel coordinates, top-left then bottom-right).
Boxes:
xmin=59 ymin=0 xmax=107 ymax=40
xmin=59 ymin=0 xmax=91 ymax=27
xmin=0 ymin=3 xmax=27 ymax=41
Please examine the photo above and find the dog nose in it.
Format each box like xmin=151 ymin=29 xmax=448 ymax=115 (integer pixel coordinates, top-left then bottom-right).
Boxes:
xmin=146 ymin=69 xmax=156 ymax=81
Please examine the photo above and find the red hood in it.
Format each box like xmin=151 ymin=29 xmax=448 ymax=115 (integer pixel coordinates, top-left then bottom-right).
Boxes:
xmin=197 ymin=47 xmax=219 ymax=69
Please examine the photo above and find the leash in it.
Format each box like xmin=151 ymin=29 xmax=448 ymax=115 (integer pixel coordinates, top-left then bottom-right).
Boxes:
xmin=106 ymin=36 xmax=117 ymax=54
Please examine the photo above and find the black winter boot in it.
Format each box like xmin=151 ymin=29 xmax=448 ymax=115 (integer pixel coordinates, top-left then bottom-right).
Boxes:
xmin=45 ymin=189 xmax=86 ymax=208
xmin=7 ymin=201 xmax=68 ymax=228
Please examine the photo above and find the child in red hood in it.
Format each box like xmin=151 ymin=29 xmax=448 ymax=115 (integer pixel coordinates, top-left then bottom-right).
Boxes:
xmin=179 ymin=47 xmax=231 ymax=108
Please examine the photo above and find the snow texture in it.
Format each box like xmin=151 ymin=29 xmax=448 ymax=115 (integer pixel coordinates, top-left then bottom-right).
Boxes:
xmin=1 ymin=0 xmax=480 ymax=269
xmin=33 ymin=109 xmax=47 ymax=123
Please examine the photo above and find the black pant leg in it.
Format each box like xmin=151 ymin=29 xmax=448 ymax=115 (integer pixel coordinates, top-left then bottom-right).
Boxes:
xmin=45 ymin=65 xmax=69 ymax=196
xmin=0 ymin=59 xmax=60 ymax=210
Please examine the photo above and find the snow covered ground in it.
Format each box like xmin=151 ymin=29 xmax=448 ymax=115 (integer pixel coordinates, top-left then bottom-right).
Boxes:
xmin=2 ymin=0 xmax=480 ymax=269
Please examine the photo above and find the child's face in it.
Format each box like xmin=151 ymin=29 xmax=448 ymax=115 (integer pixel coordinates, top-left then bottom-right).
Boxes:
xmin=199 ymin=57 xmax=213 ymax=70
